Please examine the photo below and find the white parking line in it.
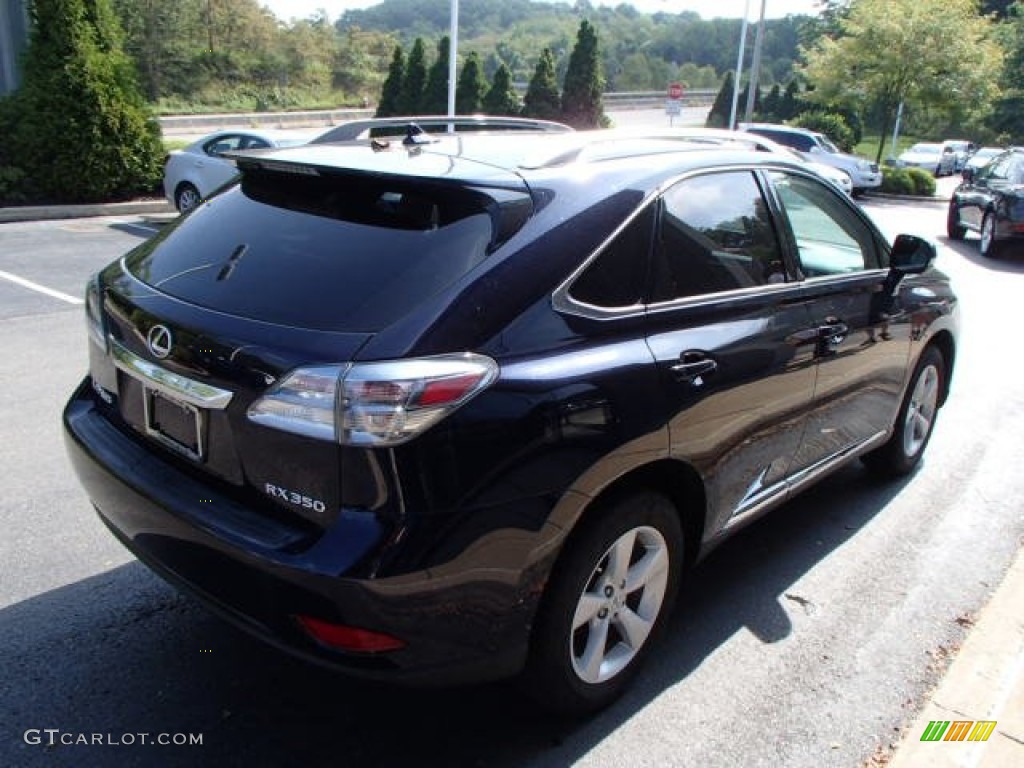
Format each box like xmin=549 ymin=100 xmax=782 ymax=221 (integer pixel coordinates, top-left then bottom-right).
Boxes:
xmin=0 ymin=269 xmax=84 ymax=305
xmin=118 ymin=222 xmax=162 ymax=237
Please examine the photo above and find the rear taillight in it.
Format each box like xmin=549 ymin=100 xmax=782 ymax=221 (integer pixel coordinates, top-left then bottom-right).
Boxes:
xmin=247 ymin=353 xmax=498 ymax=447
xmin=84 ymin=276 xmax=107 ymax=352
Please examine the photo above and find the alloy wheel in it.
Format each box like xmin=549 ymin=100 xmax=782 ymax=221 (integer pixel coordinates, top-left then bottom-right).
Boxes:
xmin=903 ymin=363 xmax=940 ymax=458
xmin=570 ymin=525 xmax=670 ymax=685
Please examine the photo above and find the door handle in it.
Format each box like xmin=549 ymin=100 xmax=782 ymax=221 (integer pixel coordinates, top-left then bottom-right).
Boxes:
xmin=670 ymin=352 xmax=717 ymax=385
xmin=818 ymin=319 xmax=848 ymax=345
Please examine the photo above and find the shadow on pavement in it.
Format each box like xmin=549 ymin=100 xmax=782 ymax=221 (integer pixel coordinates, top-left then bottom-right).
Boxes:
xmin=1 ymin=464 xmax=911 ymax=768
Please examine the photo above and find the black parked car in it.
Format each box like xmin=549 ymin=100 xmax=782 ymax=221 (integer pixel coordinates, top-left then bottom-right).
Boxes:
xmin=64 ymin=130 xmax=958 ymax=714
xmin=947 ymin=147 xmax=1024 ymax=257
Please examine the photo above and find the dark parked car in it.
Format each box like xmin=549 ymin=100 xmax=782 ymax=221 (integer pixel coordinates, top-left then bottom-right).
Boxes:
xmin=64 ymin=131 xmax=958 ymax=714
xmin=947 ymin=147 xmax=1024 ymax=257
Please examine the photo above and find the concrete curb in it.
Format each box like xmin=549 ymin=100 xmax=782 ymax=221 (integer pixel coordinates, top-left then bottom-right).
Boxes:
xmin=0 ymin=199 xmax=175 ymax=224
xmin=887 ymin=548 xmax=1024 ymax=767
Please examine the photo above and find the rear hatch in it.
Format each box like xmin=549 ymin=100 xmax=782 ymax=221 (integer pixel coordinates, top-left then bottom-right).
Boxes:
xmin=90 ymin=147 xmax=533 ymax=529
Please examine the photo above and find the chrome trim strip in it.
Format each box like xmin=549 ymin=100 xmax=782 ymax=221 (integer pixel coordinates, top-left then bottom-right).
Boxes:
xmin=724 ymin=430 xmax=889 ymax=532
xmin=110 ymin=339 xmax=234 ymax=410
xmin=785 ymin=430 xmax=887 ymax=496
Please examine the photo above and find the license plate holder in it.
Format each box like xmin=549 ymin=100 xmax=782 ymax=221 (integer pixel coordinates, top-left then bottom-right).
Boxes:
xmin=144 ymin=387 xmax=204 ymax=461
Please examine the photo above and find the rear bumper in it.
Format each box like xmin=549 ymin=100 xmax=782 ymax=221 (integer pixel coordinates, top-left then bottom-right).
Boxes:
xmin=63 ymin=379 xmax=540 ymax=685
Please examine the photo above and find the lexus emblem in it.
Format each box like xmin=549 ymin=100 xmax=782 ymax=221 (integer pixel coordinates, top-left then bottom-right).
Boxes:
xmin=147 ymin=324 xmax=173 ymax=359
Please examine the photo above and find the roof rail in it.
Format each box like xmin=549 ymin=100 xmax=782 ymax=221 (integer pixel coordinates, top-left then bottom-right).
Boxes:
xmin=312 ymin=115 xmax=573 ymax=144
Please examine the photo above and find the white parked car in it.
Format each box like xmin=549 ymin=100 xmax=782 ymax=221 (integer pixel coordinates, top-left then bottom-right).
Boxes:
xmin=739 ymin=123 xmax=882 ymax=193
xmin=163 ymin=129 xmax=312 ymax=213
xmin=897 ymin=143 xmax=956 ymax=177
xmin=942 ymin=140 xmax=976 ymax=171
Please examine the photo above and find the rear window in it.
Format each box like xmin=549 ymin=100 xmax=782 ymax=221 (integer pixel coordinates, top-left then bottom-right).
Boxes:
xmin=126 ymin=171 xmax=505 ymax=332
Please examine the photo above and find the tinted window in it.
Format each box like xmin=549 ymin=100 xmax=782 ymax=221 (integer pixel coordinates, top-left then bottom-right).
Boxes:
xmin=569 ymin=206 xmax=654 ymax=308
xmin=750 ymin=129 xmax=815 ymax=153
xmin=125 ymin=172 xmax=498 ymax=332
xmin=203 ymin=135 xmax=243 ymax=156
xmin=650 ymin=172 xmax=785 ymax=302
xmin=770 ymin=172 xmax=880 ymax=275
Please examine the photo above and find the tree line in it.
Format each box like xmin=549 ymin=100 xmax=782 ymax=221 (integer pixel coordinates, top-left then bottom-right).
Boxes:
xmin=374 ymin=20 xmax=607 ymax=129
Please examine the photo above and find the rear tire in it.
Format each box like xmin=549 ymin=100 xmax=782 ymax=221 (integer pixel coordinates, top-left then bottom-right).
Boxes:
xmin=946 ymin=202 xmax=966 ymax=240
xmin=523 ymin=490 xmax=684 ymax=715
xmin=175 ymin=182 xmax=201 ymax=214
xmin=863 ymin=346 xmax=944 ymax=477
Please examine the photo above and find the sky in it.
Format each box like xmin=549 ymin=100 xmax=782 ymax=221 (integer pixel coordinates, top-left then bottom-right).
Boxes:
xmin=260 ymin=0 xmax=824 ymax=24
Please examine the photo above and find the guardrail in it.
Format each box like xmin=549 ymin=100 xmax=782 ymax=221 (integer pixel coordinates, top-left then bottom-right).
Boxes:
xmin=157 ymin=90 xmax=718 ymax=137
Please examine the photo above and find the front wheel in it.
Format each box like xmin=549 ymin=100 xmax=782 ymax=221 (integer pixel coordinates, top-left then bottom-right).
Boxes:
xmin=523 ymin=491 xmax=684 ymax=715
xmin=863 ymin=346 xmax=944 ymax=477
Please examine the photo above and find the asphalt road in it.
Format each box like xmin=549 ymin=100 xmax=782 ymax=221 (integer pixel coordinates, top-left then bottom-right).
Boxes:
xmin=1 ymin=196 xmax=1022 ymax=768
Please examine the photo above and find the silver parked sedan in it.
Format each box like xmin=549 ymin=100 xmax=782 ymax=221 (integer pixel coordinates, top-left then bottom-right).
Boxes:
xmin=163 ymin=129 xmax=312 ymax=213
xmin=897 ymin=143 xmax=956 ymax=177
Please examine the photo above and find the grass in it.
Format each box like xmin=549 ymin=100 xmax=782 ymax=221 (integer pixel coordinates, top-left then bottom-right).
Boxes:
xmin=855 ymin=133 xmax=922 ymax=164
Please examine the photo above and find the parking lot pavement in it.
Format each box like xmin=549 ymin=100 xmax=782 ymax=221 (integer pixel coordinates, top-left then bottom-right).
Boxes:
xmin=2 ymin=205 xmax=1023 ymax=768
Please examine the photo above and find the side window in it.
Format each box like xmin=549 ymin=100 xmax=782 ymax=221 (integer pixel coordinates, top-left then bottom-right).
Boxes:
xmin=650 ymin=171 xmax=785 ymax=303
xmin=770 ymin=172 xmax=881 ymax=276
xmin=979 ymin=155 xmax=1010 ymax=181
xmin=203 ymin=135 xmax=242 ymax=156
xmin=569 ymin=205 xmax=654 ymax=308
xmin=1009 ymin=158 xmax=1024 ymax=185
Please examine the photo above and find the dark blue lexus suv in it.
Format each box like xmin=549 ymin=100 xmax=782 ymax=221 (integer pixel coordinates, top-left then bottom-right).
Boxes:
xmin=64 ymin=128 xmax=958 ymax=714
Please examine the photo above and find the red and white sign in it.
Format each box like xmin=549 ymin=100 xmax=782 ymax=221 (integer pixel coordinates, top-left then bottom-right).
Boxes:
xmin=667 ymin=82 xmax=684 ymax=100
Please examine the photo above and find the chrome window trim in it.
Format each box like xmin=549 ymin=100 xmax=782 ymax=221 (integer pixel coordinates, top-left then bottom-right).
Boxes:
xmin=110 ymin=339 xmax=234 ymax=410
xmin=553 ymin=162 xmax=827 ymax=322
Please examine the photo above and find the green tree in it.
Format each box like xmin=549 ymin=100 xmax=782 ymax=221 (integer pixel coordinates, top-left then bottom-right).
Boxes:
xmin=705 ymin=70 xmax=734 ymax=128
xmin=482 ymin=63 xmax=520 ymax=115
xmin=399 ymin=37 xmax=427 ymax=114
xmin=760 ymin=83 xmax=782 ymax=120
xmin=422 ymin=36 xmax=450 ymax=114
xmin=801 ymin=0 xmax=1004 ymax=162
xmin=9 ymin=0 xmax=163 ymax=203
xmin=456 ymin=51 xmax=485 ymax=113
xmin=560 ymin=19 xmax=607 ymax=129
xmin=522 ymin=47 xmax=561 ymax=120
xmin=376 ymin=44 xmax=404 ymax=117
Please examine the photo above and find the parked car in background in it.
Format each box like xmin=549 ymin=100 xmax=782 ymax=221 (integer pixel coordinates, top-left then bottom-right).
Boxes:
xmin=739 ymin=122 xmax=882 ymax=193
xmin=942 ymin=140 xmax=976 ymax=172
xmin=66 ymin=132 xmax=958 ymax=715
xmin=163 ymin=129 xmax=313 ymax=213
xmin=947 ymin=147 xmax=1024 ymax=257
xmin=963 ymin=147 xmax=1005 ymax=174
xmin=648 ymin=127 xmax=853 ymax=195
xmin=897 ymin=143 xmax=956 ymax=177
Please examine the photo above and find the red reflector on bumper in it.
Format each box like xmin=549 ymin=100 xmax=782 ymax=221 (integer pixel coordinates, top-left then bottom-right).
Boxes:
xmin=295 ymin=615 xmax=405 ymax=652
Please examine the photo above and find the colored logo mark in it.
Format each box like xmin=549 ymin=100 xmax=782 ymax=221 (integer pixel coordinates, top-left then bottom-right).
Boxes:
xmin=920 ymin=720 xmax=997 ymax=742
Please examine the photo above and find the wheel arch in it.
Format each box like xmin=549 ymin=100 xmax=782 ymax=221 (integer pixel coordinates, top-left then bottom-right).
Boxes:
xmin=553 ymin=458 xmax=707 ymax=572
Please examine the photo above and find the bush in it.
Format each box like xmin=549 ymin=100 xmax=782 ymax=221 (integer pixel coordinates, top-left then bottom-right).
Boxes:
xmin=10 ymin=0 xmax=164 ymax=204
xmin=792 ymin=111 xmax=856 ymax=153
xmin=881 ymin=167 xmax=915 ymax=195
xmin=905 ymin=167 xmax=937 ymax=197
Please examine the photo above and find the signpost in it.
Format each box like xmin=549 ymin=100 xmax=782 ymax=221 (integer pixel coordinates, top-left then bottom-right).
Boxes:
xmin=666 ymin=82 xmax=684 ymax=126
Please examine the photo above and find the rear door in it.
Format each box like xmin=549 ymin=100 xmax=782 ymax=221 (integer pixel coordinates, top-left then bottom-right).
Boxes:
xmin=643 ymin=170 xmax=819 ymax=535
xmin=763 ymin=170 xmax=908 ymax=478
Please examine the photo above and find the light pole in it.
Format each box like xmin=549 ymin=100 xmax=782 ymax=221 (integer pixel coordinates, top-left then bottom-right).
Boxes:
xmin=447 ymin=0 xmax=459 ymax=119
xmin=744 ymin=0 xmax=767 ymax=123
xmin=728 ymin=0 xmax=751 ymax=130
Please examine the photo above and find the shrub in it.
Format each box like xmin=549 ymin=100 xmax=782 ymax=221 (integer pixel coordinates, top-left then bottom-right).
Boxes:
xmin=10 ymin=0 xmax=164 ymax=204
xmin=792 ymin=111 xmax=856 ymax=153
xmin=881 ymin=167 xmax=915 ymax=195
xmin=905 ymin=167 xmax=937 ymax=197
